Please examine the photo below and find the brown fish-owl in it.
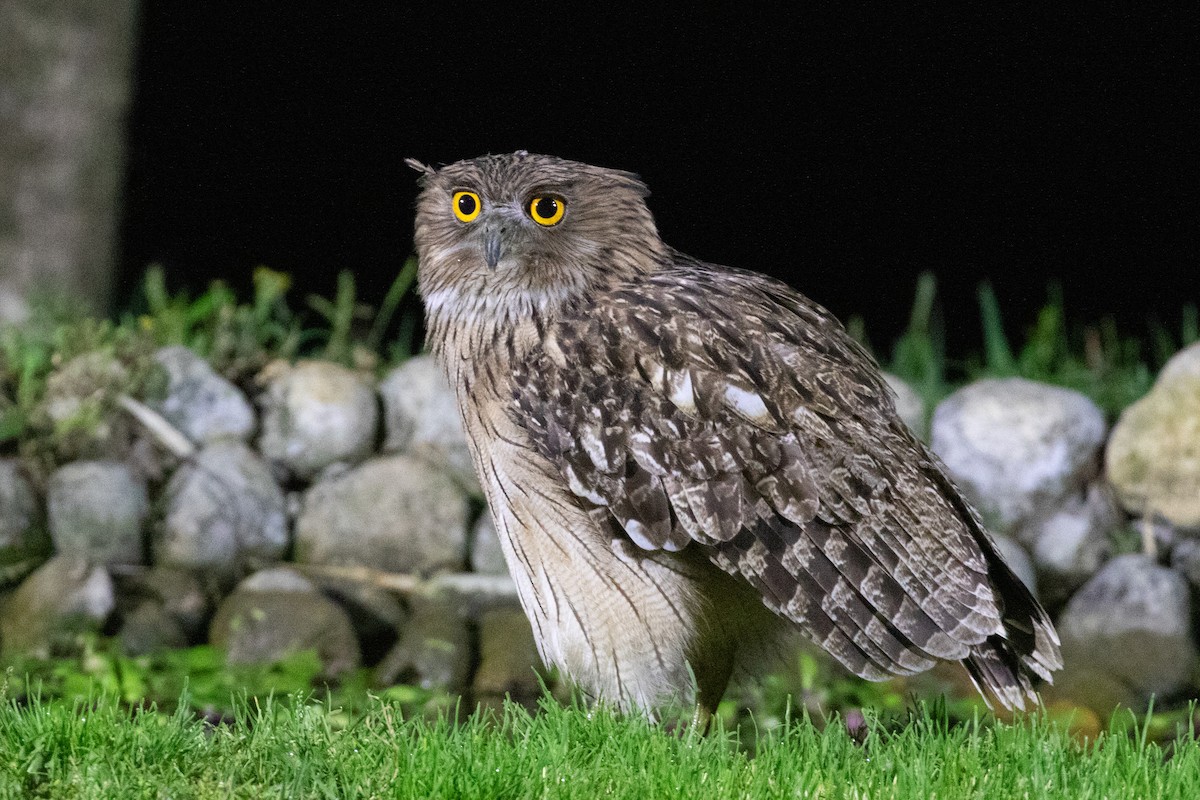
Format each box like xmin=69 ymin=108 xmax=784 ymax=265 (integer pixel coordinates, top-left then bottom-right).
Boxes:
xmin=408 ymin=151 xmax=1060 ymax=722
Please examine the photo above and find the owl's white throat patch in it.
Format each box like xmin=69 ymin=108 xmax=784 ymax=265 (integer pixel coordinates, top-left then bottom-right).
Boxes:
xmin=423 ymin=282 xmax=579 ymax=323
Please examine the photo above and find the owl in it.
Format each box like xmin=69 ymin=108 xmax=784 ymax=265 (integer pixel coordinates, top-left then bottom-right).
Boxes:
xmin=407 ymin=151 xmax=1061 ymax=724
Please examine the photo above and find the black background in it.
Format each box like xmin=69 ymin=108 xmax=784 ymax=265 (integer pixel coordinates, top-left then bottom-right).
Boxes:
xmin=118 ymin=5 xmax=1198 ymax=359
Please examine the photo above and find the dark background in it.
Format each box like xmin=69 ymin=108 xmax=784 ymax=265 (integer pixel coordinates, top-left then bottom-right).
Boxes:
xmin=117 ymin=5 xmax=1198 ymax=360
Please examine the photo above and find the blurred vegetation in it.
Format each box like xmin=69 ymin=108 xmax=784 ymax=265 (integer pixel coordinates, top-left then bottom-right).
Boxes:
xmin=0 ymin=260 xmax=419 ymax=454
xmin=2 ymin=633 xmax=451 ymax=724
xmin=853 ymin=272 xmax=1199 ymax=423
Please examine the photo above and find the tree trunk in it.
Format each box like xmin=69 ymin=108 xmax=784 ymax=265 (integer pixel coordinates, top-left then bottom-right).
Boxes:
xmin=0 ymin=0 xmax=139 ymax=321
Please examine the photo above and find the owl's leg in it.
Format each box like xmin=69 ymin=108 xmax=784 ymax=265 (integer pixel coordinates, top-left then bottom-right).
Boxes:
xmin=689 ymin=646 xmax=734 ymax=736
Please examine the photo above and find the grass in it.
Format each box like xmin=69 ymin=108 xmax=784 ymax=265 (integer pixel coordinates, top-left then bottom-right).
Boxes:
xmin=0 ymin=638 xmax=454 ymax=726
xmin=0 ymin=690 xmax=1197 ymax=800
xmin=866 ymin=272 xmax=1198 ymax=421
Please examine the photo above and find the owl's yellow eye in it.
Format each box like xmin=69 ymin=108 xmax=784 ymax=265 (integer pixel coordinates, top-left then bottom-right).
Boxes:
xmin=452 ymin=191 xmax=481 ymax=222
xmin=528 ymin=195 xmax=565 ymax=226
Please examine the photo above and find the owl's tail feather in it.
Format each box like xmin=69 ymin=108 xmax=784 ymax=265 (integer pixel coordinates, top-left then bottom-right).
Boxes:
xmin=963 ymin=622 xmax=1058 ymax=712
xmin=963 ymin=537 xmax=1063 ymax=712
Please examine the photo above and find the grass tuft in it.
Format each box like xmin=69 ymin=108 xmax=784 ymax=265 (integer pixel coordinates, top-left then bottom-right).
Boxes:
xmin=882 ymin=274 xmax=1192 ymax=419
xmin=0 ymin=690 xmax=1197 ymax=799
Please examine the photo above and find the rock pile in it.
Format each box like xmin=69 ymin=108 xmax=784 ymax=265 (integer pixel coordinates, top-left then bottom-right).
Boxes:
xmin=0 ymin=351 xmax=541 ymax=708
xmin=1 ymin=343 xmax=1198 ymax=720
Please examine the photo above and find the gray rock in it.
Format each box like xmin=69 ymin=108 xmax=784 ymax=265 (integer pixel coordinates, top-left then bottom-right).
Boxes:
xmin=209 ymin=567 xmax=361 ymax=678
xmin=240 ymin=567 xmax=314 ymax=592
xmin=1055 ymin=554 xmax=1196 ymax=704
xmin=118 ymin=600 xmax=189 ymax=655
xmin=882 ymin=372 xmax=927 ymax=439
xmin=379 ymin=355 xmax=480 ymax=495
xmin=0 ymin=460 xmax=39 ymax=549
xmin=375 ymin=582 xmax=472 ymax=693
xmin=303 ymin=573 xmax=409 ymax=663
xmin=931 ymin=378 xmax=1106 ymax=532
xmin=470 ymin=512 xmax=509 ymax=576
xmin=1171 ymin=538 xmax=1200 ymax=589
xmin=1106 ymin=373 xmax=1200 ymax=530
xmin=294 ymin=454 xmax=469 ymax=575
xmin=0 ymin=287 xmax=30 ymax=325
xmin=473 ymin=608 xmax=544 ymax=713
xmin=156 ymin=440 xmax=288 ymax=580
xmin=0 ymin=555 xmax=115 ymax=657
xmin=149 ymin=345 xmax=255 ymax=444
xmin=36 ymin=351 xmax=135 ymax=460
xmin=47 ymin=460 xmax=148 ymax=565
xmin=257 ymin=359 xmax=378 ymax=480
xmin=112 ymin=565 xmax=209 ymax=641
xmin=426 ymin=572 xmax=522 ymax=619
xmin=1020 ymin=484 xmax=1117 ymax=606
xmin=991 ymin=534 xmax=1038 ymax=598
xmin=0 ymin=459 xmax=47 ymax=584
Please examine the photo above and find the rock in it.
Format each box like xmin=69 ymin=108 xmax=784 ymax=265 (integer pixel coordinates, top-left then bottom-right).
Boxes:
xmin=1171 ymin=538 xmax=1200 ymax=589
xmin=35 ymin=351 xmax=135 ymax=460
xmin=148 ymin=345 xmax=255 ymax=444
xmin=156 ymin=440 xmax=288 ymax=580
xmin=0 ymin=459 xmax=48 ymax=585
xmin=379 ymin=355 xmax=480 ymax=495
xmin=882 ymin=372 xmax=926 ymax=439
xmin=0 ymin=287 xmax=30 ymax=325
xmin=118 ymin=600 xmax=189 ymax=655
xmin=305 ymin=574 xmax=408 ymax=664
xmin=240 ymin=567 xmax=314 ymax=592
xmin=209 ymin=567 xmax=361 ymax=678
xmin=1157 ymin=341 xmax=1200 ymax=385
xmin=470 ymin=513 xmax=509 ymax=576
xmin=990 ymin=535 xmax=1037 ymax=598
xmin=375 ymin=582 xmax=472 ymax=693
xmin=0 ymin=555 xmax=115 ymax=657
xmin=112 ymin=565 xmax=209 ymax=640
xmin=424 ymin=572 xmax=522 ymax=619
xmin=1105 ymin=374 xmax=1200 ymax=530
xmin=473 ymin=608 xmax=544 ymax=713
xmin=1054 ymin=554 xmax=1196 ymax=707
xmin=1019 ymin=484 xmax=1117 ymax=606
xmin=257 ymin=359 xmax=378 ymax=480
xmin=0 ymin=460 xmax=40 ymax=549
xmin=931 ymin=378 xmax=1106 ymax=532
xmin=294 ymin=454 xmax=469 ymax=575
xmin=47 ymin=460 xmax=148 ymax=565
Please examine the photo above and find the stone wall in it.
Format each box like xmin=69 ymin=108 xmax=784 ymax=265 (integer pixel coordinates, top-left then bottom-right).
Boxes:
xmin=2 ymin=341 xmax=1200 ymax=719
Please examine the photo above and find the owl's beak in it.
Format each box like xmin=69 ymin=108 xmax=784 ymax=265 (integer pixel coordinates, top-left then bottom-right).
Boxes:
xmin=483 ymin=229 xmax=503 ymax=269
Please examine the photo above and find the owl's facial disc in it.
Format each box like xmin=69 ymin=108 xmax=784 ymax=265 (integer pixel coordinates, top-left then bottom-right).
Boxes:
xmin=471 ymin=200 xmax=560 ymax=270
xmin=470 ymin=206 xmax=526 ymax=270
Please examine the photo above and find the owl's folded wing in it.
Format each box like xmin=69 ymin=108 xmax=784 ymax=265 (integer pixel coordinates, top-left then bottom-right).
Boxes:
xmin=511 ymin=263 xmax=1060 ymax=704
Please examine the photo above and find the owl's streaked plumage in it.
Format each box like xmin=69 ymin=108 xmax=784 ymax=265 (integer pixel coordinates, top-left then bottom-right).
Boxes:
xmin=409 ymin=151 xmax=1061 ymax=718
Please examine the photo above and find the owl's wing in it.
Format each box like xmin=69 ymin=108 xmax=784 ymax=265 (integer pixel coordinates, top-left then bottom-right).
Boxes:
xmin=511 ymin=263 xmax=1060 ymax=708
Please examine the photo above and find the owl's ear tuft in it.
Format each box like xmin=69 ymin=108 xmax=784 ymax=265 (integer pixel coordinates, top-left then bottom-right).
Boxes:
xmin=405 ymin=158 xmax=436 ymax=182
xmin=613 ymin=169 xmax=651 ymax=199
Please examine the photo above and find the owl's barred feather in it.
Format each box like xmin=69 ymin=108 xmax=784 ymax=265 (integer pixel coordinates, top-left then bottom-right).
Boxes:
xmin=411 ymin=152 xmax=1061 ymax=718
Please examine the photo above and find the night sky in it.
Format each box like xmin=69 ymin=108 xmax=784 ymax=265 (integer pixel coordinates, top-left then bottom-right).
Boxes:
xmin=117 ymin=5 xmax=1198 ymax=359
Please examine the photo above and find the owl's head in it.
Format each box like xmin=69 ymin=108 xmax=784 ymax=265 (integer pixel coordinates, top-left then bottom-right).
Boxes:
xmin=408 ymin=152 xmax=666 ymax=320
